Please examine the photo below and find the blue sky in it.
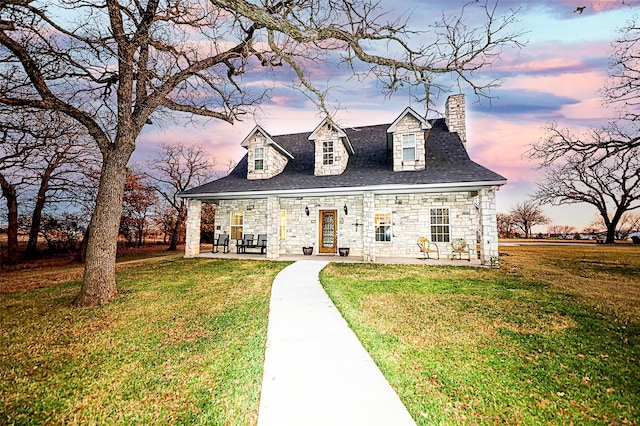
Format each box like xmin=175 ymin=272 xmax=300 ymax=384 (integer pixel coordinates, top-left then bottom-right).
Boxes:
xmin=136 ymin=0 xmax=638 ymax=231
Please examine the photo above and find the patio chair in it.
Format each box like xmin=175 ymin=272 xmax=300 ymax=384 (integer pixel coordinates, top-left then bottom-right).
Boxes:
xmin=237 ymin=233 xmax=254 ymax=254
xmin=417 ymin=236 xmax=439 ymax=260
xmin=212 ymin=233 xmax=230 ymax=253
xmin=449 ymin=238 xmax=471 ymax=261
xmin=256 ymin=234 xmax=267 ymax=254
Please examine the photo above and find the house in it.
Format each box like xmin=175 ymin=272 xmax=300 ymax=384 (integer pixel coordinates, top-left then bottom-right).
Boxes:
xmin=180 ymin=95 xmax=506 ymax=265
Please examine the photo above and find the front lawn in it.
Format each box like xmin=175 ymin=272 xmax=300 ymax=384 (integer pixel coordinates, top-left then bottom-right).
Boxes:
xmin=0 ymin=258 xmax=289 ymax=425
xmin=321 ymin=245 xmax=640 ymax=424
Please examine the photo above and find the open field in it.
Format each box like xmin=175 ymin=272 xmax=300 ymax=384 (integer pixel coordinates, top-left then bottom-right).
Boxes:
xmin=321 ymin=244 xmax=640 ymax=424
xmin=1 ymin=244 xmax=638 ymax=424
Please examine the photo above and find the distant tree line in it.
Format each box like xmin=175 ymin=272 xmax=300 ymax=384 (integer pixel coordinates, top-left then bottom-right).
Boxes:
xmin=1 ymin=128 xmax=220 ymax=267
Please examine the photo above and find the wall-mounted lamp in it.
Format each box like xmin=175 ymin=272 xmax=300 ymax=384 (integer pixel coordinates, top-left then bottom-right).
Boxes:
xmin=343 ymin=204 xmax=348 ymax=215
xmin=305 ymin=206 xmax=310 ymax=216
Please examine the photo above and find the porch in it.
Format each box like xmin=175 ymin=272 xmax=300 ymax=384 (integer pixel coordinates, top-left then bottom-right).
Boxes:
xmin=198 ymin=247 xmax=484 ymax=267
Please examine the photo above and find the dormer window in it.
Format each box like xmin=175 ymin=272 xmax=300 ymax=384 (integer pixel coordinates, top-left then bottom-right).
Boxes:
xmin=254 ymin=147 xmax=264 ymax=170
xmin=323 ymin=141 xmax=334 ymax=165
xmin=402 ymin=134 xmax=416 ymax=161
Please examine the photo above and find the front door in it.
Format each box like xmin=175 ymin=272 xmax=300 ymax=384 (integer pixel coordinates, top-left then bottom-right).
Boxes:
xmin=319 ymin=210 xmax=337 ymax=254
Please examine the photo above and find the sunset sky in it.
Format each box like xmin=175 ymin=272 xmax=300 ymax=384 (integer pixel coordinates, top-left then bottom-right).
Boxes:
xmin=136 ymin=0 xmax=638 ymax=231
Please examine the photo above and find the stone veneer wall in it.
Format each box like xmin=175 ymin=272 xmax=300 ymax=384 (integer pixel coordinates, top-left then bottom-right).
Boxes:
xmin=391 ymin=115 xmax=426 ymax=172
xmin=478 ymin=187 xmax=499 ymax=264
xmin=312 ymin=126 xmax=349 ymax=176
xmin=184 ymin=199 xmax=202 ymax=258
xmin=214 ymin=191 xmax=482 ymax=260
xmin=246 ymin=133 xmax=289 ymax=180
xmin=445 ymin=94 xmax=467 ymax=148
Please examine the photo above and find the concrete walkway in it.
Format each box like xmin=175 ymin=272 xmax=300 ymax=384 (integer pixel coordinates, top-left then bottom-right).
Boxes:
xmin=258 ymin=260 xmax=416 ymax=426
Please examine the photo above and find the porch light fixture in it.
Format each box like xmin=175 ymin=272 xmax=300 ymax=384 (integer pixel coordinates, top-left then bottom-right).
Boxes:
xmin=305 ymin=206 xmax=310 ymax=216
xmin=343 ymin=204 xmax=348 ymax=215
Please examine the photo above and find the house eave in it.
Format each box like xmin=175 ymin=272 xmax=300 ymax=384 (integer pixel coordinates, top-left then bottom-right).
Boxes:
xmin=180 ymin=180 xmax=507 ymax=201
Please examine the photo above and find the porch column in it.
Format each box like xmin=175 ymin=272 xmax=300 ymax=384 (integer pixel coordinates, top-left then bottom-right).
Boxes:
xmin=478 ymin=187 xmax=499 ymax=267
xmin=184 ymin=199 xmax=202 ymax=258
xmin=362 ymin=192 xmax=375 ymax=262
xmin=267 ymin=196 xmax=280 ymax=260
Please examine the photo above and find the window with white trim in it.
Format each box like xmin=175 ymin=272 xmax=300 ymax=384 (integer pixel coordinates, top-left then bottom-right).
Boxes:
xmin=323 ymin=141 xmax=334 ymax=165
xmin=402 ymin=133 xmax=416 ymax=161
xmin=430 ymin=208 xmax=450 ymax=243
xmin=280 ymin=211 xmax=287 ymax=240
xmin=230 ymin=212 xmax=244 ymax=240
xmin=375 ymin=210 xmax=392 ymax=242
xmin=254 ymin=147 xmax=264 ymax=170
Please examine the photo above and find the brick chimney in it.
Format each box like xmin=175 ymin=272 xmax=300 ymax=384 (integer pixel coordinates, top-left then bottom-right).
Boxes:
xmin=445 ymin=94 xmax=466 ymax=148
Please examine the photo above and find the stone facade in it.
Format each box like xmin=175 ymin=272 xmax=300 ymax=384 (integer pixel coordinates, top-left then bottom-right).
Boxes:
xmin=445 ymin=94 xmax=466 ymax=147
xmin=184 ymin=199 xmax=202 ymax=258
xmin=209 ymin=191 xmax=483 ymax=261
xmin=391 ymin=114 xmax=427 ymax=172
xmin=311 ymin=123 xmax=350 ymax=176
xmin=245 ymin=133 xmax=289 ymax=180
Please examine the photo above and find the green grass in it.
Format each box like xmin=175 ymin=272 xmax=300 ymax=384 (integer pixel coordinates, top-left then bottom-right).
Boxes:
xmin=0 ymin=258 xmax=289 ymax=425
xmin=320 ymin=249 xmax=640 ymax=425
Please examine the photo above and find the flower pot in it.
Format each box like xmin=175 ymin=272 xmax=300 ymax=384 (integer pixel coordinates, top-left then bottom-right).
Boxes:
xmin=302 ymin=247 xmax=313 ymax=255
xmin=338 ymin=247 xmax=350 ymax=257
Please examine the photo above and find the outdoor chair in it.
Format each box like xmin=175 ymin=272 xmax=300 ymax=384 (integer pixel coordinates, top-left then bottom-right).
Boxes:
xmin=256 ymin=234 xmax=267 ymax=254
xmin=212 ymin=233 xmax=230 ymax=253
xmin=449 ymin=238 xmax=471 ymax=261
xmin=417 ymin=236 xmax=439 ymax=260
xmin=236 ymin=233 xmax=254 ymax=254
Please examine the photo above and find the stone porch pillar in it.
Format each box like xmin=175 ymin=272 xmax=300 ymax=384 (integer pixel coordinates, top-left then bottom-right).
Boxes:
xmin=184 ymin=199 xmax=202 ymax=258
xmin=362 ymin=192 xmax=375 ymax=262
xmin=478 ymin=187 xmax=499 ymax=266
xmin=266 ymin=196 xmax=280 ymax=260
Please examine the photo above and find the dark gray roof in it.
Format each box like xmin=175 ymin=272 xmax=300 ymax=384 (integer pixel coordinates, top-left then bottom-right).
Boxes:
xmin=182 ymin=118 xmax=506 ymax=197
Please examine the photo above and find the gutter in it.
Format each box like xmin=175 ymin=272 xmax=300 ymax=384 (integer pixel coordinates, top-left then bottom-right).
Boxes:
xmin=178 ymin=179 xmax=507 ymax=201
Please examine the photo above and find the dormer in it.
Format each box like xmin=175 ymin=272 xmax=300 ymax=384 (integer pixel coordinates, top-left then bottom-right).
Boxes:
xmin=387 ymin=107 xmax=430 ymax=172
xmin=308 ymin=118 xmax=355 ymax=176
xmin=241 ymin=125 xmax=294 ymax=180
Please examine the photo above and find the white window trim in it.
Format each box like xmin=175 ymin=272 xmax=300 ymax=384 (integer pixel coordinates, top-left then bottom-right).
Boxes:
xmin=254 ymin=147 xmax=264 ymax=170
xmin=402 ymin=133 xmax=416 ymax=161
xmin=322 ymin=141 xmax=334 ymax=165
xmin=429 ymin=207 xmax=450 ymax=243
xmin=230 ymin=211 xmax=244 ymax=240
xmin=374 ymin=209 xmax=392 ymax=242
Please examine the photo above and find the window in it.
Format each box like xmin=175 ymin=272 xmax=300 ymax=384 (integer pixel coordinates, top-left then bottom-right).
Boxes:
xmin=402 ymin=133 xmax=416 ymax=161
xmin=230 ymin=212 xmax=244 ymax=240
xmin=430 ymin=208 xmax=450 ymax=243
xmin=375 ymin=210 xmax=392 ymax=242
xmin=254 ymin=147 xmax=264 ymax=170
xmin=280 ymin=211 xmax=287 ymax=240
xmin=323 ymin=141 xmax=334 ymax=165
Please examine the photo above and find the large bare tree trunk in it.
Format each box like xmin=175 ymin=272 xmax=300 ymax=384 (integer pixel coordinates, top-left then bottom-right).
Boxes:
xmin=0 ymin=174 xmax=19 ymax=265
xmin=74 ymin=142 xmax=133 ymax=306
xmin=25 ymin=166 xmax=53 ymax=259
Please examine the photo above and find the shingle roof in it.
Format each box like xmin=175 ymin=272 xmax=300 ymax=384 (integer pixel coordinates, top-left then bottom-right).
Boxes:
xmin=182 ymin=118 xmax=506 ymax=197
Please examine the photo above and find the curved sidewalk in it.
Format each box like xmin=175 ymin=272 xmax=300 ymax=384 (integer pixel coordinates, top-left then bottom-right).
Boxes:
xmin=258 ymin=260 xmax=416 ymax=426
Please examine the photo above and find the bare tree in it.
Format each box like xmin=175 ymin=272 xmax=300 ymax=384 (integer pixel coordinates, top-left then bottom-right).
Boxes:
xmin=0 ymin=113 xmax=43 ymax=264
xmin=496 ymin=212 xmax=515 ymax=238
xmin=531 ymin=129 xmax=640 ymax=244
xmin=509 ymin=201 xmax=549 ymax=239
xmin=604 ymin=16 xmax=640 ymax=125
xmin=547 ymin=224 xmax=576 ymax=239
xmin=587 ymin=212 xmax=640 ymax=241
xmin=0 ymin=0 xmax=522 ymax=305
xmin=0 ymin=110 xmax=97 ymax=262
xmin=529 ymin=18 xmax=640 ymax=245
xmin=120 ymin=172 xmax=158 ymax=247
xmin=146 ymin=143 xmax=215 ymax=251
